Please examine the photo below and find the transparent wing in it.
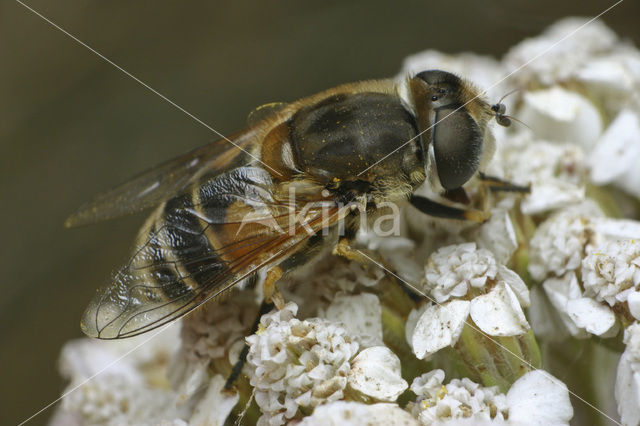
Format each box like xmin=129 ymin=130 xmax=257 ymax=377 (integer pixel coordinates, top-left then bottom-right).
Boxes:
xmin=65 ymin=128 xmax=260 ymax=228
xmin=246 ymin=102 xmax=288 ymax=127
xmin=81 ymin=168 xmax=342 ymax=339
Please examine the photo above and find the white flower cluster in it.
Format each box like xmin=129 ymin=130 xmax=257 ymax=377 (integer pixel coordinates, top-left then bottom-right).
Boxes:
xmin=528 ymin=202 xmax=604 ymax=281
xmin=281 ymin=253 xmax=386 ymax=318
xmin=504 ymin=18 xmax=640 ymax=199
xmin=52 ymin=327 xmax=238 ymax=426
xmin=60 ymin=374 xmax=179 ymax=426
xmin=424 ymin=242 xmax=499 ymax=303
xmin=245 ymin=303 xmax=407 ymax=425
xmin=499 ymin=136 xmax=587 ymax=215
xmin=528 ymin=204 xmax=640 ymax=338
xmin=408 ymin=369 xmax=508 ymax=424
xmin=582 ymin=239 xmax=640 ymax=315
xmin=169 ymin=290 xmax=258 ymax=400
xmin=407 ymin=370 xmax=572 ymax=426
xmin=407 ymin=243 xmax=530 ymax=360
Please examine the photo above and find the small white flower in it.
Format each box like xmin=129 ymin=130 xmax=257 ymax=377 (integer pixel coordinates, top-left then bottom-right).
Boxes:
xmin=616 ymin=323 xmax=640 ymax=426
xmin=298 ymin=401 xmax=418 ymax=426
xmin=423 ymin=243 xmax=530 ymax=306
xmin=408 ymin=369 xmax=509 ymax=424
xmin=60 ymin=374 xmax=186 ymax=426
xmin=518 ymin=87 xmax=603 ymax=150
xmin=408 ymin=370 xmax=572 ymax=426
xmin=247 ymin=303 xmax=357 ymax=425
xmin=282 ymin=255 xmax=386 ymax=318
xmin=496 ymin=135 xmax=587 ymax=215
xmin=528 ymin=203 xmax=604 ymax=281
xmin=424 ymin=243 xmax=499 ymax=303
xmin=504 ymin=17 xmax=617 ymax=86
xmin=248 ymin=302 xmax=406 ymax=424
xmin=168 ymin=290 xmax=257 ymax=400
xmin=347 ymin=346 xmax=408 ymax=401
xmin=410 ymin=244 xmax=531 ymax=359
xmin=321 ymin=292 xmax=384 ymax=348
xmin=576 ymin=52 xmax=640 ymax=100
xmin=537 ymin=234 xmax=640 ymax=337
xmin=575 ymin=47 xmax=640 ymax=115
xmin=582 ymin=239 xmax=640 ymax=306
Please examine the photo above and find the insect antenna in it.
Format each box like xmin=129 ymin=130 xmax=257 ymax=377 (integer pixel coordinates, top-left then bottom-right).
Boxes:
xmin=491 ymin=88 xmax=526 ymax=128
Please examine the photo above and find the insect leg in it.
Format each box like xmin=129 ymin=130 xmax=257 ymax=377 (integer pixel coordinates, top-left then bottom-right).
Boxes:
xmin=478 ymin=172 xmax=531 ymax=193
xmin=410 ymin=194 xmax=489 ymax=222
xmin=333 ymin=237 xmax=375 ymax=264
xmin=263 ymin=266 xmax=286 ymax=310
xmin=442 ymin=186 xmax=471 ymax=205
xmin=224 ymin=300 xmax=275 ymax=391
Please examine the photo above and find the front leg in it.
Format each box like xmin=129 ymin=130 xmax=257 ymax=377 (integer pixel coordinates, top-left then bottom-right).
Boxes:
xmin=410 ymin=194 xmax=489 ymax=222
xmin=478 ymin=172 xmax=531 ymax=193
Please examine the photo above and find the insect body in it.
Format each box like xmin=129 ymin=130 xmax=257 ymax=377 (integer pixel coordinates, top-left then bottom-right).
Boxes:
xmin=69 ymin=70 xmax=510 ymax=339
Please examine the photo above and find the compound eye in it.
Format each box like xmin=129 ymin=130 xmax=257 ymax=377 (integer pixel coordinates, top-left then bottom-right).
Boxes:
xmin=432 ymin=109 xmax=483 ymax=189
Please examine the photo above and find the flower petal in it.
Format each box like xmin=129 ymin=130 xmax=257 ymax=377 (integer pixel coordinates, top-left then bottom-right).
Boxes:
xmin=507 ymin=370 xmax=573 ymax=426
xmin=411 ymin=300 xmax=471 ymax=359
xmin=497 ymin=265 xmax=531 ymax=307
xmin=628 ymin=292 xmax=640 ymax=321
xmin=616 ymin=323 xmax=640 ymax=426
xmin=542 ymin=273 xmax=589 ymax=338
xmin=470 ymin=282 xmax=530 ymax=336
xmin=589 ymin=109 xmax=640 ymax=184
xmin=324 ymin=293 xmax=383 ymax=348
xmin=348 ymin=346 xmax=408 ymax=401
xmin=473 ymin=209 xmax=518 ymax=264
xmin=298 ymin=401 xmax=418 ymax=426
xmin=519 ymin=87 xmax=603 ymax=150
xmin=566 ymin=297 xmax=618 ymax=337
xmin=189 ymin=375 xmax=239 ymax=426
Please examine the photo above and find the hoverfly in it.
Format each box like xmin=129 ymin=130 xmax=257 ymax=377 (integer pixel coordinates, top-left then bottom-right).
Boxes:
xmin=68 ymin=70 xmax=513 ymax=340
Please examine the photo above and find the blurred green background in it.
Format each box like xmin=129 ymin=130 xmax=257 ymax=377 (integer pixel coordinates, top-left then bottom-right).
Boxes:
xmin=2 ymin=1 xmax=639 ymax=425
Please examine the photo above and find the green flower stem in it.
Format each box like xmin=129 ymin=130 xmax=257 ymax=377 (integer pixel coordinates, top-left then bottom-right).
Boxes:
xmin=231 ymin=375 xmax=261 ymax=425
xmin=586 ymin=183 xmax=623 ymax=218
xmin=509 ymin=208 xmax=535 ymax=285
xmin=455 ymin=322 xmax=541 ymax=392
xmin=520 ymin=328 xmax=542 ymax=369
